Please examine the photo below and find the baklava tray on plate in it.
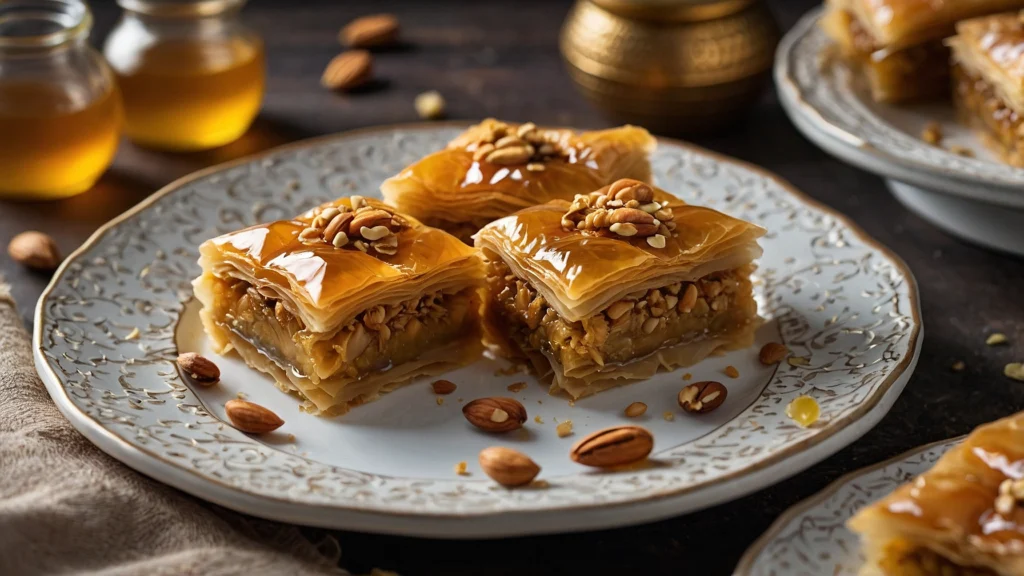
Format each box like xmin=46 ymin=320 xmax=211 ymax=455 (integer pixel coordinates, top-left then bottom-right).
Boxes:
xmin=777 ymin=7 xmax=1024 ymax=257
xmin=34 ymin=123 xmax=921 ymax=537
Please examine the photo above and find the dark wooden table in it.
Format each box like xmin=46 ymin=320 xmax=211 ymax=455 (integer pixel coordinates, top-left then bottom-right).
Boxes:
xmin=3 ymin=0 xmax=1023 ymax=574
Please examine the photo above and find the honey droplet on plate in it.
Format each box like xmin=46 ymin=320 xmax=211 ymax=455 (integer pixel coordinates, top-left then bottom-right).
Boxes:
xmin=786 ymin=395 xmax=820 ymax=428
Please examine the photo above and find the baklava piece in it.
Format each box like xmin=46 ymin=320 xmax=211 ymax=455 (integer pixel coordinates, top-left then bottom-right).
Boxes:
xmin=381 ymin=119 xmax=655 ymax=243
xmin=475 ymin=179 xmax=764 ymax=399
xmin=820 ymin=0 xmax=1024 ymax=102
xmin=950 ymin=12 xmax=1024 ymax=166
xmin=193 ymin=196 xmax=485 ymax=416
xmin=849 ymin=412 xmax=1024 ymax=576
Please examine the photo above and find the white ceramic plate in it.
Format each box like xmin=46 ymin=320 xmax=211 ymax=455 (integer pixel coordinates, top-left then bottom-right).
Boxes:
xmin=776 ymin=8 xmax=1024 ymax=256
xmin=734 ymin=437 xmax=958 ymax=575
xmin=33 ymin=123 xmax=921 ymax=538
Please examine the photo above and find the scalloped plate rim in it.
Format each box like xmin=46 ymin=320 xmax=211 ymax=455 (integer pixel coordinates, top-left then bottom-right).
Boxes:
xmin=32 ymin=122 xmax=922 ymax=537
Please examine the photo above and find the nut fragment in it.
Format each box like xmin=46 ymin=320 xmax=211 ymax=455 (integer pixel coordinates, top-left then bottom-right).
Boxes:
xmin=1005 ymin=363 xmax=1024 ymax=382
xmin=759 ymin=342 xmax=789 ymax=365
xmin=8 ymin=231 xmax=61 ymax=271
xmin=506 ymin=381 xmax=528 ymax=393
xmin=724 ymin=365 xmax=740 ymax=379
xmin=414 ymin=90 xmax=445 ymax=120
xmin=321 ymin=50 xmax=372 ymax=91
xmin=341 ymin=13 xmax=399 ymax=48
xmin=951 ymin=360 xmax=966 ymax=372
xmin=921 ymin=121 xmax=942 ymax=145
xmin=624 ymin=402 xmax=647 ymax=418
xmin=176 ymin=352 xmax=220 ymax=385
xmin=462 ymin=397 xmax=527 ymax=432
xmin=224 ymin=399 xmax=284 ymax=434
xmin=560 ymin=178 xmax=676 ymax=240
xmin=454 ymin=461 xmax=468 ymax=476
xmin=987 ymin=333 xmax=1009 ymax=346
xmin=570 ymin=425 xmax=654 ymax=468
xmin=678 ymin=381 xmax=728 ymax=414
xmin=431 ymin=379 xmax=456 ymax=395
xmin=478 ymin=447 xmax=540 ymax=487
xmin=556 ymin=420 xmax=574 ymax=437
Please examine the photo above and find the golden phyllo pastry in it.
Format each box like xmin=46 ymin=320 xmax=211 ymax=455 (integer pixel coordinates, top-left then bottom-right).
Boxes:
xmin=380 ymin=118 xmax=655 ymax=243
xmin=821 ymin=0 xmax=1024 ymax=102
xmin=475 ymin=179 xmax=764 ymax=399
xmin=849 ymin=412 xmax=1024 ymax=576
xmin=950 ymin=12 xmax=1024 ymax=166
xmin=193 ymin=196 xmax=485 ymax=416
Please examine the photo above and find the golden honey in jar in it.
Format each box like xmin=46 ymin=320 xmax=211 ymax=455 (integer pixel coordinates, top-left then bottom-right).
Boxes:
xmin=104 ymin=0 xmax=265 ymax=151
xmin=0 ymin=1 xmax=123 ymax=200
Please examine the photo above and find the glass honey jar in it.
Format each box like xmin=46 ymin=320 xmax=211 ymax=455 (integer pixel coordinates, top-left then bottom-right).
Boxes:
xmin=0 ymin=0 xmax=123 ymax=200
xmin=104 ymin=0 xmax=265 ymax=151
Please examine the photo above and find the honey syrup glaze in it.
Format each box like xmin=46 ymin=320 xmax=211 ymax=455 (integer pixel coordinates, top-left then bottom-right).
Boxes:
xmin=882 ymin=414 xmax=1024 ymax=551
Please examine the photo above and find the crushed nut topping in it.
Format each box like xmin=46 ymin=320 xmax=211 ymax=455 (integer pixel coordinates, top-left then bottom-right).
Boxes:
xmin=997 ymin=478 xmax=1024 ymax=516
xmin=451 ymin=119 xmax=572 ymax=166
xmin=560 ymin=179 xmax=676 ymax=247
xmin=299 ymin=196 xmax=407 ymax=256
xmin=454 ymin=461 xmax=469 ymax=475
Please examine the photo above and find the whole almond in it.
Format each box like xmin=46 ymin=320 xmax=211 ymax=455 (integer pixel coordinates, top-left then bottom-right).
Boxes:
xmin=341 ymin=14 xmax=399 ymax=48
xmin=462 ymin=397 xmax=527 ymax=432
xmin=678 ymin=381 xmax=728 ymax=414
xmin=478 ymin=446 xmax=540 ymax=487
xmin=8 ymin=231 xmax=61 ymax=271
xmin=431 ymin=379 xmax=457 ymax=395
xmin=759 ymin=342 xmax=789 ymax=365
xmin=176 ymin=352 xmax=220 ymax=385
xmin=570 ymin=425 xmax=654 ymax=468
xmin=322 ymin=50 xmax=372 ymax=91
xmin=624 ymin=402 xmax=647 ymax=418
xmin=225 ymin=399 xmax=284 ymax=434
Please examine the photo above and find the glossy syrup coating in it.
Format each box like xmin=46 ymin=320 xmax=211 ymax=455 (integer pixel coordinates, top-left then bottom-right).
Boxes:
xmin=475 ymin=192 xmax=764 ymax=314
xmin=199 ymin=197 xmax=480 ymax=308
xmin=850 ymin=412 xmax=1024 ymax=569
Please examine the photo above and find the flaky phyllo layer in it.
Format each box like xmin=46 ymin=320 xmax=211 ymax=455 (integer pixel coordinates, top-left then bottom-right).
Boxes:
xmin=380 ymin=119 xmax=655 ymax=242
xmin=475 ymin=182 xmax=764 ymax=398
xmin=193 ymin=196 xmax=485 ymax=415
xmin=849 ymin=412 xmax=1024 ymax=575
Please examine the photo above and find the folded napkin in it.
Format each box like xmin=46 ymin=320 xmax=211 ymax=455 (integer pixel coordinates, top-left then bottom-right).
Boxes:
xmin=0 ymin=280 xmax=347 ymax=576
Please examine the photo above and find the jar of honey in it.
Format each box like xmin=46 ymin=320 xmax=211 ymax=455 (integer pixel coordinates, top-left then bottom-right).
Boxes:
xmin=104 ymin=0 xmax=265 ymax=151
xmin=0 ymin=0 xmax=123 ymax=200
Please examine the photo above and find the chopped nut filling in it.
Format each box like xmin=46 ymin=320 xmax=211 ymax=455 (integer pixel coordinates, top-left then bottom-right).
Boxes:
xmin=209 ymin=277 xmax=478 ymax=385
xmin=449 ymin=120 xmax=572 ymax=166
xmin=879 ymin=539 xmax=996 ymax=576
xmin=298 ymin=196 xmax=407 ymax=256
xmin=954 ymin=64 xmax=1024 ymax=166
xmin=485 ymin=257 xmax=755 ymax=374
xmin=560 ymin=179 xmax=676 ymax=247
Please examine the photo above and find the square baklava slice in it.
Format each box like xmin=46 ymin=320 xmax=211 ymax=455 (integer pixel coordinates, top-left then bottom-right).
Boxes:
xmin=381 ymin=119 xmax=655 ymax=243
xmin=849 ymin=411 xmax=1024 ymax=575
xmin=950 ymin=12 xmax=1024 ymax=166
xmin=821 ymin=0 xmax=1024 ymax=102
xmin=193 ymin=196 xmax=485 ymax=416
xmin=475 ymin=179 xmax=765 ymax=399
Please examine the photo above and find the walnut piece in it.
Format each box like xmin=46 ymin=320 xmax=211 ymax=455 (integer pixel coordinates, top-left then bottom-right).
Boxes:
xmin=451 ymin=120 xmax=572 ymax=167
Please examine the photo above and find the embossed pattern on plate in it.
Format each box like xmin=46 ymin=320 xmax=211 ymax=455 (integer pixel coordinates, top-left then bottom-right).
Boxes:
xmin=33 ymin=124 xmax=921 ymax=536
xmin=735 ymin=438 xmax=958 ymax=575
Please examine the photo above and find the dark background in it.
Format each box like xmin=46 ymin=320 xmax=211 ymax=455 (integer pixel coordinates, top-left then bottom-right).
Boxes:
xmin=3 ymin=1 xmax=1023 ymax=574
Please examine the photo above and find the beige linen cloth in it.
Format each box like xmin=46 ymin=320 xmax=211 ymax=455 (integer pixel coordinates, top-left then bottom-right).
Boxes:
xmin=0 ymin=280 xmax=348 ymax=576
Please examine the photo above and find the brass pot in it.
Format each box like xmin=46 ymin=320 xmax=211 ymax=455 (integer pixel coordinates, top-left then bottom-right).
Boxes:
xmin=560 ymin=0 xmax=780 ymax=134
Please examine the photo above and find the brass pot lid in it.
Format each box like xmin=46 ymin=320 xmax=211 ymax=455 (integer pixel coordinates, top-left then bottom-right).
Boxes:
xmin=591 ymin=0 xmax=756 ymax=22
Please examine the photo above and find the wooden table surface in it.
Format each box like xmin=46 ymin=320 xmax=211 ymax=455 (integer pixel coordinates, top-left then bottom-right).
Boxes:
xmin=3 ymin=0 xmax=1024 ymax=574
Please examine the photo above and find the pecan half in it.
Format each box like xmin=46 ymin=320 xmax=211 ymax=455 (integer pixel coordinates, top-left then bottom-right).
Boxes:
xmin=570 ymin=425 xmax=654 ymax=467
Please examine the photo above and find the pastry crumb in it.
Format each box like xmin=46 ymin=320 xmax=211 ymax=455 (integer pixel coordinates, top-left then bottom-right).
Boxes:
xmin=235 ymin=391 xmax=248 ymax=399
xmin=454 ymin=461 xmax=469 ymax=475
xmin=556 ymin=420 xmax=573 ymax=437
xmin=436 ymin=397 xmax=444 ymax=406
xmin=663 ymin=411 xmax=675 ymax=422
xmin=530 ymin=479 xmax=550 ymax=489
xmin=951 ymin=360 xmax=966 ymax=372
xmin=495 ymin=363 xmax=527 ymax=376
xmin=724 ymin=365 xmax=740 ymax=378
xmin=987 ymin=333 xmax=1008 ymax=346
xmin=507 ymin=381 xmax=528 ymax=393
xmin=920 ymin=121 xmax=942 ymax=145
xmin=1005 ymin=363 xmax=1024 ymax=381
xmin=534 ymin=415 xmax=544 ymax=424
xmin=682 ymin=373 xmax=692 ymax=381
xmin=568 ymin=399 xmax=575 ymax=407
xmin=124 ymin=327 xmax=140 ymax=340
xmin=287 ymin=434 xmax=296 ymax=443
xmin=948 ymin=144 xmax=974 ymax=157
xmin=414 ymin=90 xmax=445 ymax=120
xmin=787 ymin=356 xmax=810 ymax=367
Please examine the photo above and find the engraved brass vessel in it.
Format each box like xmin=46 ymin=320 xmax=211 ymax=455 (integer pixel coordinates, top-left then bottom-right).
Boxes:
xmin=560 ymin=0 xmax=780 ymax=134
